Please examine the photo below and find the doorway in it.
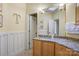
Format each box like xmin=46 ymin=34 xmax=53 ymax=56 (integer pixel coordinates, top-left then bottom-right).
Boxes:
xmin=29 ymin=13 xmax=37 ymax=49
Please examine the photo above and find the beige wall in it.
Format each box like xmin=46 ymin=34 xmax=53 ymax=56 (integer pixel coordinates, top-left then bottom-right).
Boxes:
xmin=0 ymin=3 xmax=26 ymax=32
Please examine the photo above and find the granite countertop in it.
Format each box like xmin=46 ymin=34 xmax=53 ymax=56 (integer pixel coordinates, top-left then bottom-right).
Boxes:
xmin=33 ymin=37 xmax=79 ymax=52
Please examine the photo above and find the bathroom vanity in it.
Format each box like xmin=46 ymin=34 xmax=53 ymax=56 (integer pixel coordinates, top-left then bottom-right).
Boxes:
xmin=33 ymin=37 xmax=79 ymax=56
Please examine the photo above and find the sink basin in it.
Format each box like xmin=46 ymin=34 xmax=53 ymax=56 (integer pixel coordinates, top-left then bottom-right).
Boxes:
xmin=38 ymin=35 xmax=52 ymax=39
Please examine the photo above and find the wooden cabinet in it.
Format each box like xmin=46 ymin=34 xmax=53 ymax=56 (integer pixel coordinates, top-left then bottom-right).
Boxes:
xmin=66 ymin=4 xmax=79 ymax=24
xmin=76 ymin=4 xmax=79 ymax=24
xmin=55 ymin=43 xmax=65 ymax=56
xmin=42 ymin=41 xmax=54 ymax=56
xmin=33 ymin=40 xmax=42 ymax=56
xmin=33 ymin=39 xmax=79 ymax=56
xmin=72 ymin=51 xmax=79 ymax=56
xmin=55 ymin=43 xmax=72 ymax=56
xmin=65 ymin=48 xmax=73 ymax=56
xmin=33 ymin=40 xmax=54 ymax=56
xmin=66 ymin=4 xmax=76 ymax=23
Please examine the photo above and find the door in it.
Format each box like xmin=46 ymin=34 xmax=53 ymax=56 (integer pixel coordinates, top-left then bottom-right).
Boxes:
xmin=29 ymin=14 xmax=37 ymax=49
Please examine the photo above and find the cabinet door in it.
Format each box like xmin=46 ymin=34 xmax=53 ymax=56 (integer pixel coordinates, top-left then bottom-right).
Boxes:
xmin=42 ymin=41 xmax=54 ymax=56
xmin=72 ymin=51 xmax=79 ymax=56
xmin=55 ymin=43 xmax=72 ymax=56
xmin=65 ymin=47 xmax=73 ymax=56
xmin=33 ymin=40 xmax=42 ymax=56
xmin=76 ymin=4 xmax=79 ymax=24
xmin=66 ymin=4 xmax=76 ymax=23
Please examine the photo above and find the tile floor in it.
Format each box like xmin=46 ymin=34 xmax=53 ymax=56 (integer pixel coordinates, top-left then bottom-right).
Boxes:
xmin=16 ymin=49 xmax=32 ymax=56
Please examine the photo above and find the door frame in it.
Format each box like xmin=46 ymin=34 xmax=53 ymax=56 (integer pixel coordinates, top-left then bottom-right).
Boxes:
xmin=29 ymin=13 xmax=37 ymax=49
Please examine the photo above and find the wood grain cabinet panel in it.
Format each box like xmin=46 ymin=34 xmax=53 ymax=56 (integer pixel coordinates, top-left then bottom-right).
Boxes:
xmin=55 ymin=43 xmax=72 ymax=56
xmin=55 ymin=43 xmax=66 ymax=56
xmin=72 ymin=51 xmax=79 ymax=56
xmin=65 ymin=48 xmax=73 ymax=56
xmin=33 ymin=40 xmax=42 ymax=56
xmin=76 ymin=5 xmax=79 ymax=24
xmin=42 ymin=41 xmax=54 ymax=56
xmin=33 ymin=39 xmax=79 ymax=56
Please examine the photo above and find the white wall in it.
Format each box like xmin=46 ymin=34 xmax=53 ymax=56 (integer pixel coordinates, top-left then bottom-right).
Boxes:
xmin=0 ymin=32 xmax=25 ymax=56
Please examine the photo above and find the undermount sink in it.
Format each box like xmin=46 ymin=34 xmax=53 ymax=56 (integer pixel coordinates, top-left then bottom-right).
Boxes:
xmin=38 ymin=35 xmax=52 ymax=39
